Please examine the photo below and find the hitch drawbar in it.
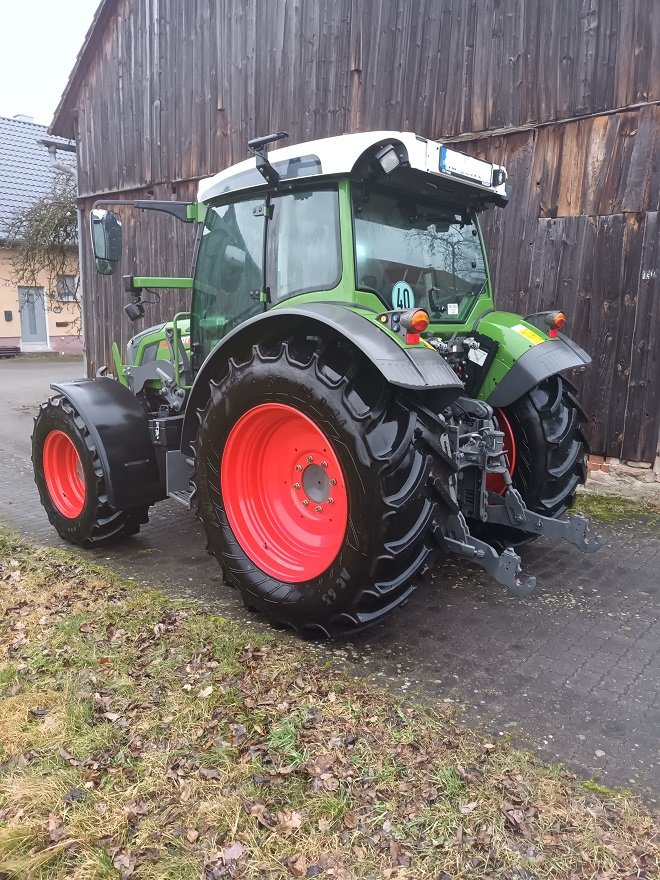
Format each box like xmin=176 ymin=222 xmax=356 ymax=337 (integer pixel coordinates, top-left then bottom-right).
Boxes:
xmin=441 ymin=489 xmax=601 ymax=597
xmin=442 ymin=512 xmax=537 ymax=596
xmin=485 ymin=487 xmax=602 ymax=553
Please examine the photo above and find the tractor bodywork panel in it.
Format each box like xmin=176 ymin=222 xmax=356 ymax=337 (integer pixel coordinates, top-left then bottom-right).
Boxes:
xmin=180 ymin=301 xmax=464 ymax=452
xmin=51 ymin=378 xmax=164 ymax=510
xmin=470 ymin=311 xmax=591 ymax=405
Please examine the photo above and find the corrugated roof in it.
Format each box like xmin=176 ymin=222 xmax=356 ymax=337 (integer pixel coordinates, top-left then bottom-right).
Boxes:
xmin=0 ymin=115 xmax=76 ymax=239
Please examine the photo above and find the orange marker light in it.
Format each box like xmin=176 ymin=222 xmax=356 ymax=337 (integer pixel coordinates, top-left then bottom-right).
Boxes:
xmin=545 ymin=310 xmax=566 ymax=339
xmin=410 ymin=309 xmax=430 ymax=332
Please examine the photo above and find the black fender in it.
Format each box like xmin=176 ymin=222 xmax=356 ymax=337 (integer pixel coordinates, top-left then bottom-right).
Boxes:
xmin=51 ymin=378 xmax=165 ymax=510
xmin=486 ymin=334 xmax=591 ymax=407
xmin=181 ymin=302 xmax=463 ymax=452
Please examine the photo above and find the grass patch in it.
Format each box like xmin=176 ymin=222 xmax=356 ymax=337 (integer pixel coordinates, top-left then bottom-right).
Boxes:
xmin=1 ymin=526 xmax=658 ymax=879
xmin=575 ymin=490 xmax=660 ymax=527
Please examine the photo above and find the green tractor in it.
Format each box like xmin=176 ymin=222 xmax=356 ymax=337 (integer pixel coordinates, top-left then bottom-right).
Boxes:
xmin=32 ymin=131 xmax=600 ymax=636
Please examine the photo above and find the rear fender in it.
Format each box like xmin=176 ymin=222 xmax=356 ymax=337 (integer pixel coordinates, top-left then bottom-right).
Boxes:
xmin=474 ymin=311 xmax=591 ymax=407
xmin=52 ymin=378 xmax=165 ymax=509
xmin=181 ymin=302 xmax=463 ymax=452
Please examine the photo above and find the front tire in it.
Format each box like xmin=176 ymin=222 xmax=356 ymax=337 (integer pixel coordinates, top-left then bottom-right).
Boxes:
xmin=193 ymin=337 xmax=456 ymax=637
xmin=32 ymin=396 xmax=149 ymax=547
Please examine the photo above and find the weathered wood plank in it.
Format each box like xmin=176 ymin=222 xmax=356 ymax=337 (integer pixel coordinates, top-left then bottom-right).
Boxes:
xmin=622 ymin=211 xmax=660 ymax=461
xmin=606 ymin=212 xmax=645 ymax=458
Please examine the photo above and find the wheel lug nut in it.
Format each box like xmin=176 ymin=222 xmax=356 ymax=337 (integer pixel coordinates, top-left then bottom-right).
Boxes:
xmin=307 ymin=455 xmax=314 ymax=463
xmin=327 ymin=497 xmax=334 ymax=504
xmin=315 ymin=506 xmax=323 ymax=513
xmin=329 ymin=478 xmax=337 ymax=486
xmin=302 ymin=500 xmax=309 ymax=507
xmin=295 ymin=464 xmax=302 ymax=471
xmin=293 ymin=482 xmax=301 ymax=490
xmin=321 ymin=460 xmax=328 ymax=468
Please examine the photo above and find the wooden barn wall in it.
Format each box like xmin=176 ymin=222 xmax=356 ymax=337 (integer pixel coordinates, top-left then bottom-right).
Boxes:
xmin=460 ymin=105 xmax=660 ymax=462
xmin=68 ymin=0 xmax=660 ymax=460
xmin=73 ymin=0 xmax=660 ymax=198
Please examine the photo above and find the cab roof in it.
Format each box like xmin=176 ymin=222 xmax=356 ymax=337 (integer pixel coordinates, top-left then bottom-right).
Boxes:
xmin=197 ymin=131 xmax=508 ymax=208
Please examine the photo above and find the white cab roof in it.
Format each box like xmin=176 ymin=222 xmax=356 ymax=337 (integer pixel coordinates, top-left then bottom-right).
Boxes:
xmin=197 ymin=131 xmax=507 ymax=204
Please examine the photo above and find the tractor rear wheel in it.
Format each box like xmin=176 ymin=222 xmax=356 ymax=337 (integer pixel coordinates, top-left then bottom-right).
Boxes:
xmin=480 ymin=374 xmax=588 ymax=546
xmin=32 ymin=396 xmax=149 ymax=546
xmin=193 ymin=337 xmax=457 ymax=637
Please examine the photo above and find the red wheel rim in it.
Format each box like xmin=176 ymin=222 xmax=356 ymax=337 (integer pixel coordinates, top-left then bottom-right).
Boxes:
xmin=43 ymin=430 xmax=86 ymax=518
xmin=221 ymin=403 xmax=348 ymax=582
xmin=486 ymin=407 xmax=517 ymax=495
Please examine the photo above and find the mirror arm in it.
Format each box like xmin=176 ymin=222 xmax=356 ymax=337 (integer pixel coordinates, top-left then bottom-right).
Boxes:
xmin=92 ymin=198 xmax=195 ymax=223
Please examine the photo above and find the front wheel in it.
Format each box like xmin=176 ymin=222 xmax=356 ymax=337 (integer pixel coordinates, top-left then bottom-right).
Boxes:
xmin=193 ymin=337 xmax=456 ymax=637
xmin=32 ymin=396 xmax=149 ymax=546
xmin=479 ymin=374 xmax=588 ymax=546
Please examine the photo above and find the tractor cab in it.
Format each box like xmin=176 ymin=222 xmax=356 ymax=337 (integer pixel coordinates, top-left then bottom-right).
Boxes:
xmin=189 ymin=131 xmax=508 ymax=370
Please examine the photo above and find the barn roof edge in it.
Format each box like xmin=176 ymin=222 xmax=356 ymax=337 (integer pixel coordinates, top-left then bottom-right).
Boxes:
xmin=49 ymin=0 xmax=118 ymax=140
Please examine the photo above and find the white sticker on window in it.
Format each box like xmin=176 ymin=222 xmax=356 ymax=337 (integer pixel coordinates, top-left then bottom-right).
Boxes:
xmin=447 ymin=303 xmax=459 ymax=315
xmin=391 ymin=281 xmax=415 ymax=310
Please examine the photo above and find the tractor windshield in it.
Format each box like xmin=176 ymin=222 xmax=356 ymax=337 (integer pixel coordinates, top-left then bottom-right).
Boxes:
xmin=352 ymin=187 xmax=487 ymax=321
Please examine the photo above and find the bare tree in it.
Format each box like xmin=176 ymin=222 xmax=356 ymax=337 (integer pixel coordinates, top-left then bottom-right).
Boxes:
xmin=5 ymin=170 xmax=80 ymax=325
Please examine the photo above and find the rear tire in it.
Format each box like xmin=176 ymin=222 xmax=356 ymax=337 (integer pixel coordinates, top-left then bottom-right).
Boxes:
xmin=479 ymin=374 xmax=588 ymax=546
xmin=32 ymin=396 xmax=149 ymax=547
xmin=193 ymin=337 xmax=457 ymax=637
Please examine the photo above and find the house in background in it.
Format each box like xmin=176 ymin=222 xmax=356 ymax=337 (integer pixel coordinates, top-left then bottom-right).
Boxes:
xmin=0 ymin=114 xmax=82 ymax=355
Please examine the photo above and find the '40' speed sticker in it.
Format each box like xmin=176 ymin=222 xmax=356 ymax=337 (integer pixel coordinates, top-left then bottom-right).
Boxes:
xmin=391 ymin=281 xmax=415 ymax=309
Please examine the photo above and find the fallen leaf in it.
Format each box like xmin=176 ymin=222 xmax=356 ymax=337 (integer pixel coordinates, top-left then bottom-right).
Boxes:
xmin=459 ymin=801 xmax=479 ymax=814
xmin=112 ymin=848 xmax=136 ymax=879
xmin=286 ymin=853 xmax=308 ymax=877
xmin=229 ymin=723 xmax=247 ymax=744
xmin=47 ymin=814 xmax=65 ymax=843
xmin=198 ymin=686 xmax=213 ymax=698
xmin=246 ymin=801 xmax=278 ymax=829
xmin=221 ymin=841 xmax=246 ymax=862
xmin=186 ymin=828 xmax=199 ymax=843
xmin=58 ymin=747 xmax=81 ymax=766
xmin=277 ymin=809 xmax=304 ymax=833
xmin=199 ymin=767 xmax=220 ymax=780
xmin=28 ymin=707 xmax=50 ymax=719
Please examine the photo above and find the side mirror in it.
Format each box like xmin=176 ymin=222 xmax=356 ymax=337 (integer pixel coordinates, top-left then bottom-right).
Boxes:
xmin=90 ymin=209 xmax=123 ymax=275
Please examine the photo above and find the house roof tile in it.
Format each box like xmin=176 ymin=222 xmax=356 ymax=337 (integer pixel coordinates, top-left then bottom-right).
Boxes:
xmin=0 ymin=115 xmax=76 ymax=238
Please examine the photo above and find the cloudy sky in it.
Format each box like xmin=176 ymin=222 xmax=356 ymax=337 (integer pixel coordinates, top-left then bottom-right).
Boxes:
xmin=0 ymin=0 xmax=100 ymax=127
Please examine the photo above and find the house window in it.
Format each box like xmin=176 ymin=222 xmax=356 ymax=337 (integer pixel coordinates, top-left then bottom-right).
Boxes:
xmin=56 ymin=275 xmax=77 ymax=302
